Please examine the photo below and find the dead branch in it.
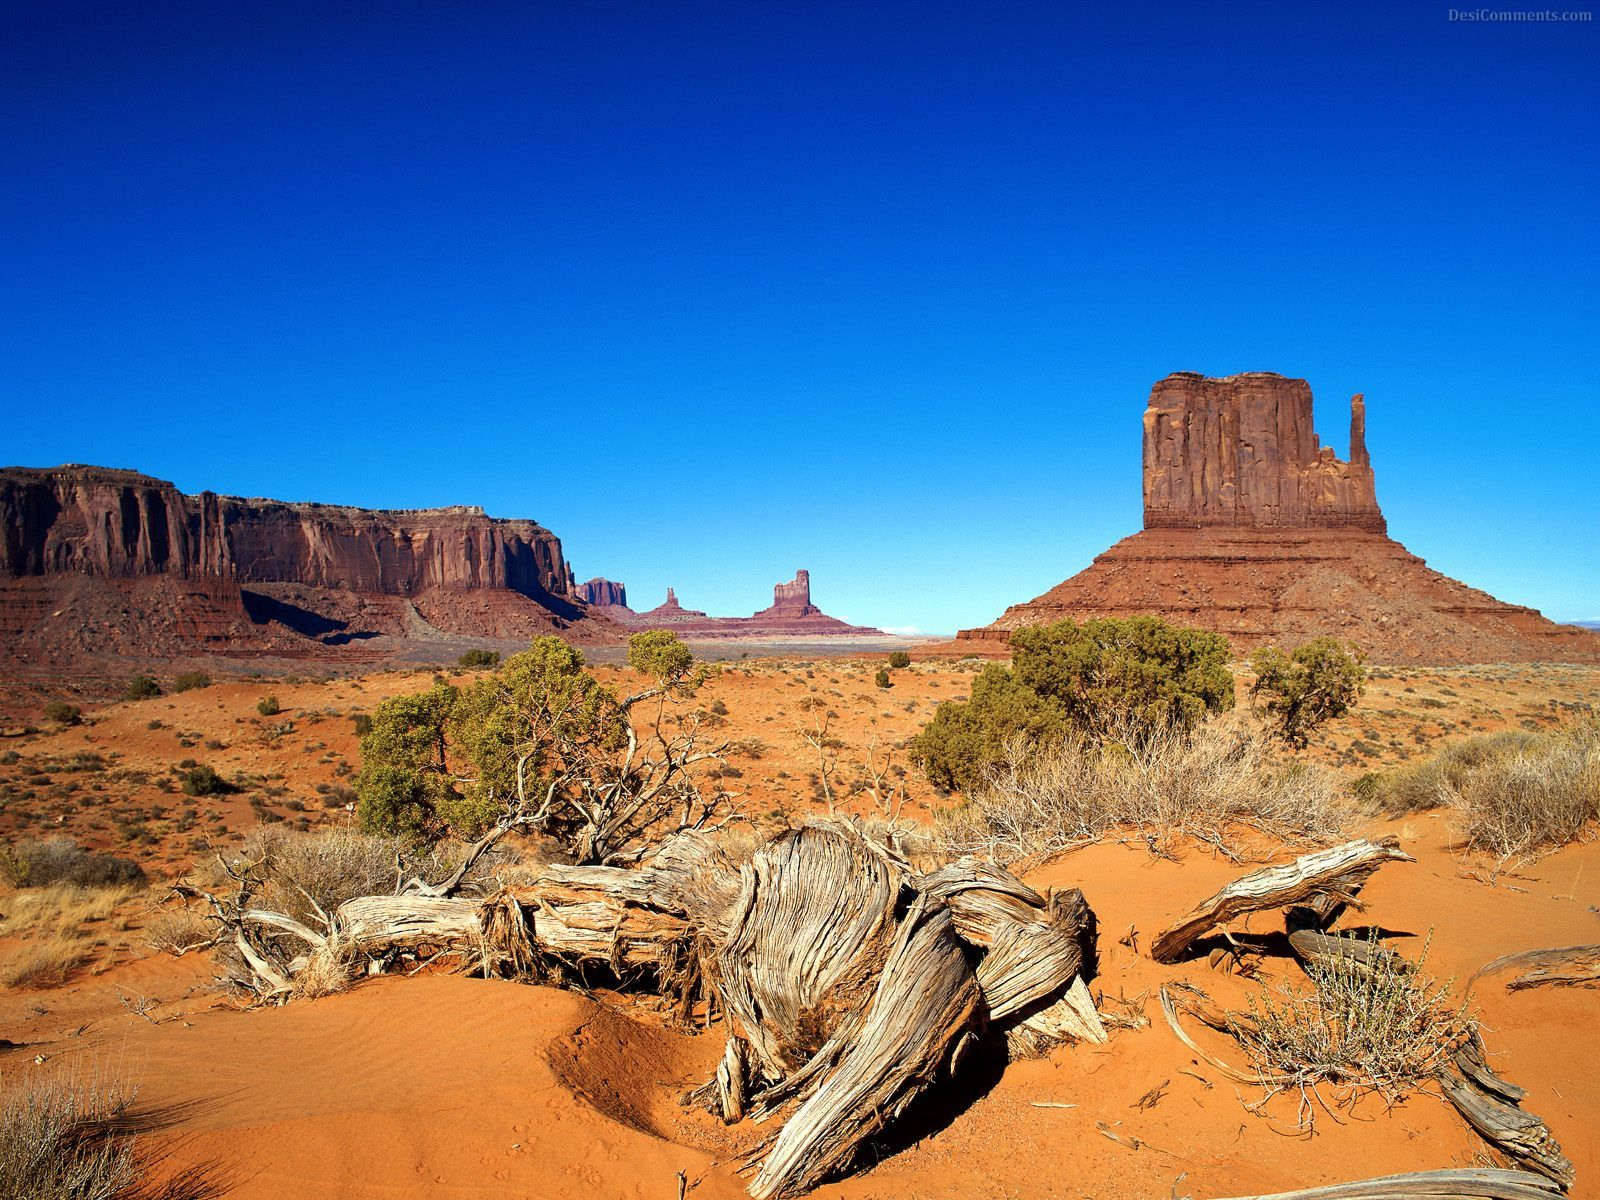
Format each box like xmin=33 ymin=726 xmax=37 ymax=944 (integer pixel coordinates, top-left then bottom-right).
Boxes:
xmin=1150 ymin=839 xmax=1412 ymax=963
xmin=1472 ymin=944 xmax=1600 ymax=990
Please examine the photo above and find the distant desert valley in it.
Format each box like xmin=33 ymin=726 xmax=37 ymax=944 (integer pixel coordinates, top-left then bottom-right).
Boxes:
xmin=4 ymin=373 xmax=1598 ymax=1200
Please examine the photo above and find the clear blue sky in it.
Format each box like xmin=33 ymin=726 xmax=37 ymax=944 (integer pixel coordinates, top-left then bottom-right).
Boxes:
xmin=5 ymin=1 xmax=1596 ymax=634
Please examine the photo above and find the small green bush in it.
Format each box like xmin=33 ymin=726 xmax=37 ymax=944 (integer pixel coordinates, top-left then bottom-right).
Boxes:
xmin=124 ymin=675 xmax=161 ymax=700
xmin=912 ymin=616 xmax=1234 ymax=794
xmin=350 ymin=713 xmax=373 ymax=736
xmin=1250 ymin=639 xmax=1366 ymax=749
xmin=457 ymin=649 xmax=501 ymax=669
xmin=170 ymin=671 xmax=213 ymax=693
xmin=42 ymin=702 xmax=81 ymax=726
xmin=257 ymin=695 xmax=282 ymax=717
xmin=874 ymin=667 xmax=892 ymax=689
xmin=180 ymin=764 xmax=231 ymax=796
xmin=888 ymin=650 xmax=912 ymax=669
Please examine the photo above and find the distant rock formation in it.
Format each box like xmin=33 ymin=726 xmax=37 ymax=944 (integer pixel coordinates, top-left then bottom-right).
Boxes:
xmin=0 ymin=464 xmax=611 ymax=670
xmin=957 ymin=374 xmax=1600 ymax=664
xmin=614 ymin=571 xmax=883 ymax=639
xmin=578 ymin=577 xmax=629 ymax=609
xmin=633 ymin=587 xmax=711 ymax=624
xmin=763 ymin=570 xmax=823 ymax=617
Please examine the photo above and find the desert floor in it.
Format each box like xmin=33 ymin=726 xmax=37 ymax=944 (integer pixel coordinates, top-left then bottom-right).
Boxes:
xmin=2 ymin=654 xmax=1598 ymax=1199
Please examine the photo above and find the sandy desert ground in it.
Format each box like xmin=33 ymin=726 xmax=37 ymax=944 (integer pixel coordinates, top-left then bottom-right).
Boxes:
xmin=2 ymin=654 xmax=1598 ymax=1199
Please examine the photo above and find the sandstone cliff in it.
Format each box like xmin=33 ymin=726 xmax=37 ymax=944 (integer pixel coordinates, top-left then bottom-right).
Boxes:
xmin=762 ymin=570 xmax=823 ymax=617
xmin=1142 ymin=373 xmax=1384 ymax=532
xmin=957 ymin=374 xmax=1600 ymax=665
xmin=578 ymin=577 xmax=630 ymax=609
xmin=1 ymin=465 xmax=577 ymax=604
xmin=0 ymin=464 xmax=607 ymax=670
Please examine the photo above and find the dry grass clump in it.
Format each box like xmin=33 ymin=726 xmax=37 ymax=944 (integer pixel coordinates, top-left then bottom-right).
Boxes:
xmin=1 ymin=882 xmax=142 ymax=989
xmin=0 ymin=1073 xmax=220 ymax=1200
xmin=1457 ymin=719 xmax=1600 ymax=860
xmin=1370 ymin=730 xmax=1537 ymax=815
xmin=1367 ymin=719 xmax=1599 ymax=860
xmin=1 ymin=937 xmax=94 ymax=989
xmin=1229 ymin=934 xmax=1471 ymax=1119
xmin=939 ymin=717 xmax=1348 ymax=863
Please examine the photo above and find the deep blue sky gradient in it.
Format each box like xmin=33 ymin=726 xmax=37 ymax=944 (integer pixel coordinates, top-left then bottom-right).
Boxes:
xmin=5 ymin=1 xmax=1596 ymax=633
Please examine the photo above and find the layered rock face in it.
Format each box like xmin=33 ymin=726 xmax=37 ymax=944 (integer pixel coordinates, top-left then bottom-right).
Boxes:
xmin=957 ymin=374 xmax=1600 ymax=664
xmin=1 ymin=465 xmax=577 ymax=602
xmin=0 ymin=464 xmax=602 ymax=669
xmin=764 ymin=570 xmax=823 ymax=617
xmin=578 ymin=577 xmax=629 ymax=609
xmin=1143 ymin=373 xmax=1384 ymax=532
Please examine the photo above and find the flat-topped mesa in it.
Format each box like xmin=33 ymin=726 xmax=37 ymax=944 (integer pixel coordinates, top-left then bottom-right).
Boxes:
xmin=765 ymin=569 xmax=822 ymax=616
xmin=1142 ymin=372 xmax=1385 ymax=533
xmin=577 ymin=577 xmax=629 ymax=609
xmin=0 ymin=464 xmax=576 ymax=602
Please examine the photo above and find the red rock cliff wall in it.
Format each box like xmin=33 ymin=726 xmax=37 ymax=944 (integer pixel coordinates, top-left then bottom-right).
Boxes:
xmin=1142 ymin=373 xmax=1385 ymax=532
xmin=1 ymin=466 xmax=575 ymax=601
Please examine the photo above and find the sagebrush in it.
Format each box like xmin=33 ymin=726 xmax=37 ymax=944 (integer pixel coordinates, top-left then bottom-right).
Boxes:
xmin=938 ymin=716 xmax=1347 ymax=862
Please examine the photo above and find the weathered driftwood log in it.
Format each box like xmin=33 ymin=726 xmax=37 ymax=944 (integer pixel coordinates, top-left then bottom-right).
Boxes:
xmin=749 ymin=896 xmax=983 ymax=1200
xmin=1204 ymin=1166 xmax=1564 ymax=1199
xmin=195 ymin=820 xmax=1104 ymax=1199
xmin=1287 ymin=928 xmax=1410 ymax=977
xmin=1437 ymin=1066 xmax=1574 ymax=1190
xmin=1474 ymin=945 xmax=1600 ymax=990
xmin=1150 ymin=839 xmax=1412 ymax=963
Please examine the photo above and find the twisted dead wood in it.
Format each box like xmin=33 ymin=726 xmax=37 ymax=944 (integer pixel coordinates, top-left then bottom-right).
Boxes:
xmin=749 ymin=895 xmax=983 ymax=1200
xmin=1150 ymin=838 xmax=1412 ymax=963
xmin=1474 ymin=945 xmax=1600 ymax=990
xmin=194 ymin=820 xmax=1103 ymax=1198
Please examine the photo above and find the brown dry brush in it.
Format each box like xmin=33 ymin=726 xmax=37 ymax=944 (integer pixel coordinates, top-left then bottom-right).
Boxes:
xmin=941 ymin=716 xmax=1349 ymax=865
xmin=0 ymin=1073 xmax=224 ymax=1200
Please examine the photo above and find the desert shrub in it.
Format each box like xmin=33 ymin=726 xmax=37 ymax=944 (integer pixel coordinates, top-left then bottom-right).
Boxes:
xmin=124 ymin=675 xmax=161 ymax=700
xmin=1250 ymin=638 xmax=1366 ymax=748
xmin=709 ymin=699 xmax=729 ymax=716
xmin=358 ymin=633 xmax=730 ymax=862
xmin=170 ymin=671 xmax=213 ymax=693
xmin=179 ymin=765 xmax=231 ymax=796
xmin=349 ymin=713 xmax=372 ymax=736
xmin=1369 ymin=728 xmax=1543 ymax=816
xmin=354 ymin=681 xmax=461 ymax=840
xmin=457 ymin=649 xmax=501 ymax=669
xmin=1229 ymin=933 xmax=1471 ymax=1112
xmin=239 ymin=826 xmax=425 ymax=926
xmin=0 ymin=838 xmax=145 ymax=888
xmin=913 ymin=616 xmax=1234 ymax=793
xmin=874 ymin=667 xmax=892 ymax=689
xmin=939 ymin=717 xmax=1346 ymax=861
xmin=0 ymin=937 xmax=93 ymax=988
xmin=888 ymin=650 xmax=911 ymax=669
xmin=145 ymin=907 xmax=215 ymax=955
xmin=0 ymin=1073 xmax=220 ymax=1200
xmin=1456 ymin=720 xmax=1600 ymax=859
xmin=256 ymin=695 xmax=281 ymax=717
xmin=42 ymin=701 xmax=82 ymax=726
